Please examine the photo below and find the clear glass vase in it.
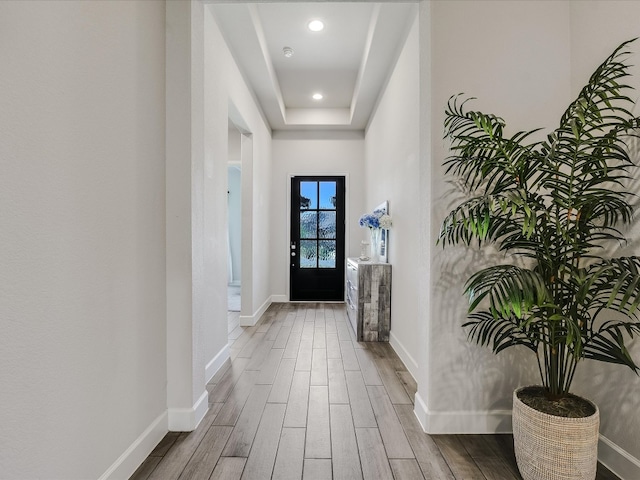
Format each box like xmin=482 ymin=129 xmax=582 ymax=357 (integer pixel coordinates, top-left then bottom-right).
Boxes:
xmin=370 ymin=228 xmax=381 ymax=262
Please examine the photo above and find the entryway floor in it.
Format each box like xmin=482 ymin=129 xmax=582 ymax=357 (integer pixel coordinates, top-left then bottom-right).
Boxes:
xmin=131 ymin=303 xmax=619 ymax=480
xmin=228 ymin=285 xmax=241 ymax=312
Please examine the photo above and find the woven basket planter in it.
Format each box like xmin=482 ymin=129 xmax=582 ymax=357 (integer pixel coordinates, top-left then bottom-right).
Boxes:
xmin=513 ymin=387 xmax=600 ymax=480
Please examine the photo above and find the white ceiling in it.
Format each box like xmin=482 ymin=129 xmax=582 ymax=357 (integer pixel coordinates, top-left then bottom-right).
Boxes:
xmin=210 ymin=2 xmax=417 ymax=131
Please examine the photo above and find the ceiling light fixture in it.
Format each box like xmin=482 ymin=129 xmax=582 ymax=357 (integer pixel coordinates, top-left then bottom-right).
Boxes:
xmin=312 ymin=93 xmax=323 ymax=100
xmin=283 ymin=46 xmax=294 ymax=58
xmin=308 ymin=20 xmax=324 ymax=32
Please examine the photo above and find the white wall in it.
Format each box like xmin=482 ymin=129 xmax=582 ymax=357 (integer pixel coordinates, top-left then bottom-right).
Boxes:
xmin=228 ymin=125 xmax=241 ymax=163
xmin=421 ymin=0 xmax=640 ymax=476
xmin=424 ymin=0 xmax=571 ymax=430
xmin=206 ymin=5 xmax=273 ymax=328
xmin=0 ymin=1 xmax=167 ymax=478
xmin=227 ymin=126 xmax=242 ymax=287
xmin=416 ymin=0 xmax=433 ymax=447
xmin=166 ymin=0 xmax=205 ymax=432
xmin=228 ymin=165 xmax=242 ymax=284
xmin=364 ymin=9 xmax=421 ymax=378
xmin=200 ymin=0 xmax=229 ymax=395
xmin=270 ymin=132 xmax=365 ymax=299
xmin=569 ymin=3 xmax=640 ymax=475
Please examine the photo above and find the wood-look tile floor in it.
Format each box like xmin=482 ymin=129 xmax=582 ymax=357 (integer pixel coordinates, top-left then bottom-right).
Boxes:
xmin=131 ymin=303 xmax=620 ymax=480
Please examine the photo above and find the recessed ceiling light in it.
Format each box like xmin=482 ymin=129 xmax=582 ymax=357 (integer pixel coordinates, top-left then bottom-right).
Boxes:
xmin=312 ymin=93 xmax=323 ymax=100
xmin=308 ymin=20 xmax=324 ymax=32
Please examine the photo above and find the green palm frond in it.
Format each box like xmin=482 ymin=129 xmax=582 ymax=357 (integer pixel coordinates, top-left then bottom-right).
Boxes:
xmin=583 ymin=321 xmax=640 ymax=372
xmin=444 ymin=95 xmax=544 ymax=194
xmin=464 ymin=265 xmax=549 ymax=318
xmin=463 ymin=312 xmax=539 ymax=354
xmin=558 ymin=39 xmax=638 ymax=134
xmin=438 ymin=195 xmax=494 ymax=246
xmin=583 ymin=257 xmax=640 ymax=316
xmin=439 ymin=39 xmax=640 ymax=396
xmin=438 ymin=189 xmax=548 ymax=251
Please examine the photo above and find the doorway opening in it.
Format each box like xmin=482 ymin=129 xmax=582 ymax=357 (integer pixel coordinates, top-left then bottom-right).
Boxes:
xmin=227 ymin=122 xmax=242 ymax=333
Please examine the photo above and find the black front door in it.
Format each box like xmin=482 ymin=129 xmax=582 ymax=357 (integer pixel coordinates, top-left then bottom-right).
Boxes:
xmin=290 ymin=176 xmax=345 ymax=301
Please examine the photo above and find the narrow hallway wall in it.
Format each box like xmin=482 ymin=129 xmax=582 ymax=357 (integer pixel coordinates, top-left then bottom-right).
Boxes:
xmin=568 ymin=2 xmax=640 ymax=474
xmin=425 ymin=0 xmax=571 ymax=433
xmin=423 ymin=1 xmax=640 ymax=477
xmin=364 ymin=9 xmax=420 ymax=379
xmin=228 ymin=165 xmax=242 ymax=285
xmin=0 ymin=1 xmax=167 ymax=478
xmin=205 ymin=5 xmax=273 ymax=332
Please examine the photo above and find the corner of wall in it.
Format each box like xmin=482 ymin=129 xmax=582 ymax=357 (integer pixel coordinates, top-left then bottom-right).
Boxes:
xmin=413 ymin=391 xmax=429 ymax=432
xmin=599 ymin=435 xmax=640 ymax=480
xmin=415 ymin=398 xmax=640 ymax=478
xmin=239 ymin=295 xmax=272 ymax=327
xmin=98 ymin=412 xmax=168 ymax=480
xmin=389 ymin=331 xmax=419 ymax=380
xmin=206 ymin=344 xmax=230 ymax=384
xmin=414 ymin=393 xmax=513 ymax=435
xmin=168 ymin=391 xmax=209 ymax=432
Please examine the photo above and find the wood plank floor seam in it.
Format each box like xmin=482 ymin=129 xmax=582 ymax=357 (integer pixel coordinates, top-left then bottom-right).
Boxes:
xmin=130 ymin=303 xmax=620 ymax=480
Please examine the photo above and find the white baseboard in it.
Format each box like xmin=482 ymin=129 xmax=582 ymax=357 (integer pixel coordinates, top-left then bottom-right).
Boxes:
xmin=414 ymin=394 xmax=639 ymax=478
xmin=228 ymin=315 xmax=240 ymax=334
xmin=240 ymin=295 xmax=272 ymax=327
xmin=599 ymin=434 xmax=640 ymax=480
xmin=168 ymin=390 xmax=209 ymax=432
xmin=239 ymin=314 xmax=256 ymax=327
xmin=206 ymin=344 xmax=230 ymax=384
xmin=271 ymin=294 xmax=288 ymax=303
xmin=193 ymin=391 xmax=209 ymax=429
xmin=98 ymin=411 xmax=167 ymax=480
xmin=389 ymin=330 xmax=418 ymax=381
xmin=413 ymin=392 xmax=512 ymax=434
xmin=424 ymin=409 xmax=513 ymax=434
xmin=413 ymin=391 xmax=429 ymax=432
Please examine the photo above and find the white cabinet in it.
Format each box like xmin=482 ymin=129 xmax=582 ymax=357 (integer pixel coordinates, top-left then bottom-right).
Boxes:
xmin=345 ymin=258 xmax=392 ymax=342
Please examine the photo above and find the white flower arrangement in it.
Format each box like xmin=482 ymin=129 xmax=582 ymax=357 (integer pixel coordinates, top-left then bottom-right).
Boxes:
xmin=378 ymin=214 xmax=392 ymax=229
xmin=359 ymin=209 xmax=392 ymax=230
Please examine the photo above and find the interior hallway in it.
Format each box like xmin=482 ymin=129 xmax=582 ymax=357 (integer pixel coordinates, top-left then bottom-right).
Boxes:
xmin=131 ymin=303 xmax=618 ymax=480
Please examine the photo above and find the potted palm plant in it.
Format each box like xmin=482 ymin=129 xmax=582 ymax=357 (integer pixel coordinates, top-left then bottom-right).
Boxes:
xmin=438 ymin=39 xmax=640 ymax=480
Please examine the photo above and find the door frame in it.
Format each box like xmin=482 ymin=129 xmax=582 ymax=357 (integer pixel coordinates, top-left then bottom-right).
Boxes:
xmin=286 ymin=172 xmax=351 ymax=302
xmin=228 ymin=109 xmax=254 ymax=323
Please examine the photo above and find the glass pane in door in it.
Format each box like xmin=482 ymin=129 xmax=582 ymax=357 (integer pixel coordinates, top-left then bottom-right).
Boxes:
xmin=300 ymin=240 xmax=317 ymax=268
xmin=300 ymin=211 xmax=317 ymax=239
xmin=319 ymin=181 xmax=337 ymax=209
xmin=300 ymin=181 xmax=317 ymax=210
xmin=318 ymin=211 xmax=336 ymax=238
xmin=318 ymin=240 xmax=336 ymax=268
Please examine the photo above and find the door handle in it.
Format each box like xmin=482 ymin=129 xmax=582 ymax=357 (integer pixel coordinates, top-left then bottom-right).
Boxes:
xmin=291 ymin=241 xmax=296 ymax=267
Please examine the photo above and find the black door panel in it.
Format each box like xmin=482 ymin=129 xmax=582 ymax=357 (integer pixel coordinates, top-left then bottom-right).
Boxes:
xmin=290 ymin=176 xmax=345 ymax=301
